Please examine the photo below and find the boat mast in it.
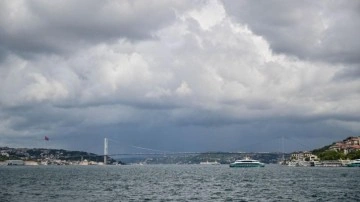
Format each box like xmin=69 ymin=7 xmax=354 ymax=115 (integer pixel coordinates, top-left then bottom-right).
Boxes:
xmin=282 ymin=136 xmax=285 ymax=163
xmin=104 ymin=137 xmax=108 ymax=165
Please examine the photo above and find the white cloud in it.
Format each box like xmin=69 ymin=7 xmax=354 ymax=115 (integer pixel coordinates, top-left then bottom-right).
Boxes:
xmin=176 ymin=81 xmax=192 ymax=96
xmin=188 ymin=0 xmax=226 ymax=30
xmin=0 ymin=0 xmax=359 ymax=150
xmin=1 ymin=0 xmax=359 ymax=120
xmin=22 ymin=73 xmax=68 ymax=102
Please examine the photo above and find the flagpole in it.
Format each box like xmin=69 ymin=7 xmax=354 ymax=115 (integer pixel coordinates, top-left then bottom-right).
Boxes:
xmin=44 ymin=136 xmax=49 ymax=149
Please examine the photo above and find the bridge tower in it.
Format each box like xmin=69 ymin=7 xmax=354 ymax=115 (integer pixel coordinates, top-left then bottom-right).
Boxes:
xmin=104 ymin=138 xmax=108 ymax=164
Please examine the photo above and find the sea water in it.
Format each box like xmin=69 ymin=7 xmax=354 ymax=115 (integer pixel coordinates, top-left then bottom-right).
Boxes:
xmin=1 ymin=164 xmax=359 ymax=201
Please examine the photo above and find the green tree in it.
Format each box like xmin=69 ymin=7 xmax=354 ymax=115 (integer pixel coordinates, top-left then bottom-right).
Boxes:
xmin=318 ymin=150 xmax=345 ymax=160
xmin=0 ymin=155 xmax=9 ymax=161
xmin=346 ymin=150 xmax=360 ymax=160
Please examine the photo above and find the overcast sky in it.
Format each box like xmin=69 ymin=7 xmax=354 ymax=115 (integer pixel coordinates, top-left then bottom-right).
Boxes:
xmin=1 ymin=0 xmax=359 ymax=154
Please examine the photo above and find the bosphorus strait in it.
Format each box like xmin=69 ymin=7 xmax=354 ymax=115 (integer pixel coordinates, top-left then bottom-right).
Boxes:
xmin=1 ymin=165 xmax=359 ymax=201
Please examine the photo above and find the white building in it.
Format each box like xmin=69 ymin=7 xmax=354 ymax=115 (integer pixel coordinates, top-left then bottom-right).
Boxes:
xmin=6 ymin=160 xmax=24 ymax=166
xmin=291 ymin=151 xmax=318 ymax=161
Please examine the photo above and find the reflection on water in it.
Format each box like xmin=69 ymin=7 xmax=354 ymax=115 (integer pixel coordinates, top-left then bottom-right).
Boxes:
xmin=1 ymin=164 xmax=359 ymax=201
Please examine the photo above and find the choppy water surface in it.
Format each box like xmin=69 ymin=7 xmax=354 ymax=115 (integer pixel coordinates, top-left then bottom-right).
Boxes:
xmin=1 ymin=164 xmax=359 ymax=201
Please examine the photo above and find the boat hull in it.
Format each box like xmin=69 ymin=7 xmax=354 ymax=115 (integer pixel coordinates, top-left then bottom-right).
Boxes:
xmin=229 ymin=163 xmax=265 ymax=168
xmin=347 ymin=163 xmax=360 ymax=167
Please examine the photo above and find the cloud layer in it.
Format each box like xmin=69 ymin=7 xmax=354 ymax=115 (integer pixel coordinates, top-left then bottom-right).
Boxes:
xmin=1 ymin=0 xmax=359 ymax=153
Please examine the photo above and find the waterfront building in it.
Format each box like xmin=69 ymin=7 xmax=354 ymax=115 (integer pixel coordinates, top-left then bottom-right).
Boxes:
xmin=6 ymin=160 xmax=24 ymax=166
xmin=329 ymin=136 xmax=360 ymax=154
xmin=24 ymin=161 xmax=39 ymax=166
xmin=291 ymin=151 xmax=318 ymax=161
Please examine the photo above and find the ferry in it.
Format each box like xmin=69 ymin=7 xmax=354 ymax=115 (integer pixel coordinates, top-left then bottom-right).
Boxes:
xmin=347 ymin=159 xmax=360 ymax=167
xmin=229 ymin=157 xmax=265 ymax=168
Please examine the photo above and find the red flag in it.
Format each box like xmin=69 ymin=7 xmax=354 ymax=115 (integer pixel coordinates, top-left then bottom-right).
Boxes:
xmin=44 ymin=136 xmax=49 ymax=141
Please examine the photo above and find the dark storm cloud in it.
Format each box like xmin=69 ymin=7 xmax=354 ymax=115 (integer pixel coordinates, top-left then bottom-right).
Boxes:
xmin=0 ymin=0 xmax=190 ymax=56
xmin=1 ymin=104 xmax=82 ymax=134
xmin=75 ymin=120 xmax=358 ymax=154
xmin=332 ymin=65 xmax=360 ymax=81
xmin=222 ymin=0 xmax=360 ymax=65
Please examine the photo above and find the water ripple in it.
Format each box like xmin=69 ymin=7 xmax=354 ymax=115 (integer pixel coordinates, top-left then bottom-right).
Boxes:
xmin=1 ymin=165 xmax=360 ymax=201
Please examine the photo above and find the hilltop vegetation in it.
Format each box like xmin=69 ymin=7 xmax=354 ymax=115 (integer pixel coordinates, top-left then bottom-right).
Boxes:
xmin=0 ymin=155 xmax=9 ymax=161
xmin=311 ymin=136 xmax=360 ymax=160
xmin=314 ymin=150 xmax=360 ymax=160
xmin=316 ymin=150 xmax=345 ymax=160
xmin=312 ymin=144 xmax=332 ymax=155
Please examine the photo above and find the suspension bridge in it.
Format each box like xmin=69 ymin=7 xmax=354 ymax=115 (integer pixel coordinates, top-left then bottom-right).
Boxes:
xmin=100 ymin=136 xmax=313 ymax=164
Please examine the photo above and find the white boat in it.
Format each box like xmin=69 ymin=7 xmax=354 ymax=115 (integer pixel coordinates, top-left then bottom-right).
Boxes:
xmin=287 ymin=161 xmax=299 ymax=167
xmin=347 ymin=159 xmax=360 ymax=167
xmin=229 ymin=157 xmax=265 ymax=167
xmin=200 ymin=161 xmax=220 ymax=165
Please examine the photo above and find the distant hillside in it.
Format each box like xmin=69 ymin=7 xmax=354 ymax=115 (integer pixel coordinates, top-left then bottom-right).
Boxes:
xmin=312 ymin=144 xmax=333 ymax=156
xmin=120 ymin=152 xmax=289 ymax=164
xmin=0 ymin=147 xmax=124 ymax=164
